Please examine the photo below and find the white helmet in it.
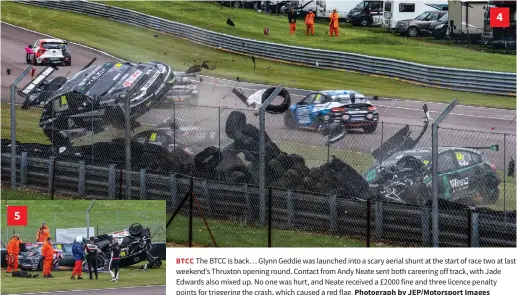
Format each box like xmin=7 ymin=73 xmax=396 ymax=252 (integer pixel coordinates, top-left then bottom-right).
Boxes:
xmin=75 ymin=236 xmax=83 ymax=243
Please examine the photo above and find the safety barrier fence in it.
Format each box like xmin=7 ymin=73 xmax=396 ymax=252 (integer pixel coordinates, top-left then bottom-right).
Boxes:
xmin=14 ymin=0 xmax=516 ymax=96
xmin=1 ymin=154 xmax=515 ymax=247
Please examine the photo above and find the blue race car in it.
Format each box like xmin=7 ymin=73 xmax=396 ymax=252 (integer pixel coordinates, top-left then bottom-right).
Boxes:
xmin=284 ymin=90 xmax=379 ymax=133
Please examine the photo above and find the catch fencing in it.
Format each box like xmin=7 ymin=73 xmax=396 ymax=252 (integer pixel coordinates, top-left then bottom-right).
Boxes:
xmin=2 ymin=85 xmax=515 ymax=247
xmin=13 ymin=0 xmax=517 ymax=96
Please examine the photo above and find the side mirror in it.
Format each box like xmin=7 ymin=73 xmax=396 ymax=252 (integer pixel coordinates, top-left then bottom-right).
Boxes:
xmin=28 ymin=45 xmax=33 ymax=49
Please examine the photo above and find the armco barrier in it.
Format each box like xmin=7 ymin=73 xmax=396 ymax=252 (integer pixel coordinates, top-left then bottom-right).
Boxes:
xmin=15 ymin=0 xmax=516 ymax=96
xmin=2 ymin=153 xmax=515 ymax=248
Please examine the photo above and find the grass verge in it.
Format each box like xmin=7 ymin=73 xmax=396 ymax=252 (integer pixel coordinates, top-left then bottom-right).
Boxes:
xmin=1 ymin=2 xmax=515 ymax=109
xmin=167 ymin=214 xmax=391 ymax=247
xmin=100 ymin=1 xmax=516 ymax=72
xmin=1 ymin=261 xmax=165 ymax=294
xmin=0 ymin=198 xmax=167 ymax=242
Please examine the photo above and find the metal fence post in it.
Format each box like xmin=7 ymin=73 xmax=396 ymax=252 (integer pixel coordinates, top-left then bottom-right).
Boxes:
xmin=125 ymin=95 xmax=131 ymax=200
xmin=188 ymin=177 xmax=194 ymax=248
xmin=86 ymin=200 xmax=96 ymax=239
xmin=10 ymin=65 xmax=32 ymax=191
xmin=171 ymin=173 xmax=178 ymax=209
xmin=287 ymin=190 xmax=294 ymax=227
xmin=432 ymin=99 xmax=458 ymax=247
xmin=329 ymin=195 xmax=337 ymax=231
xmin=503 ymin=133 xmax=507 ymax=211
xmin=202 ymin=180 xmax=212 ymax=215
xmin=20 ymin=152 xmax=28 ymax=185
xmin=421 ymin=205 xmax=431 ymax=246
xmin=258 ymin=85 xmax=284 ymax=225
xmin=268 ymin=187 xmax=272 ymax=248
xmin=78 ymin=161 xmax=86 ymax=196
xmin=374 ymin=200 xmax=383 ymax=238
xmin=108 ymin=164 xmax=116 ymax=199
xmin=366 ymin=199 xmax=371 ymax=247
xmin=471 ymin=211 xmax=480 ymax=247
xmin=139 ymin=168 xmax=147 ymax=200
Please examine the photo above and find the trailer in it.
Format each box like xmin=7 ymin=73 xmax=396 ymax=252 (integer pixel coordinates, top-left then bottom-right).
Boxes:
xmin=482 ymin=0 xmax=516 ymax=49
xmin=382 ymin=1 xmax=448 ymax=29
xmin=447 ymin=0 xmax=487 ymax=43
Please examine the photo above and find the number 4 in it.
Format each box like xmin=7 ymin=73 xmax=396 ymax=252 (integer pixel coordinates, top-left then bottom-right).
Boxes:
xmin=14 ymin=212 xmax=20 ymax=220
xmin=497 ymin=13 xmax=503 ymax=22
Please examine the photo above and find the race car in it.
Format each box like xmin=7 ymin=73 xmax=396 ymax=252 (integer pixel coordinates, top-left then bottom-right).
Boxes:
xmin=18 ymin=243 xmax=66 ymax=271
xmin=166 ymin=73 xmax=198 ymax=102
xmin=19 ymin=59 xmax=177 ymax=146
xmin=25 ymin=38 xmax=71 ymax=66
xmin=365 ymin=147 xmax=500 ymax=206
xmin=284 ymin=90 xmax=379 ymax=133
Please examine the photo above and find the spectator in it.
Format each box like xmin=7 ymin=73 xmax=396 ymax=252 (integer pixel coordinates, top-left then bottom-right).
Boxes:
xmin=288 ymin=8 xmax=297 ymax=35
xmin=329 ymin=9 xmax=339 ymax=36
xmin=305 ymin=9 xmax=315 ymax=36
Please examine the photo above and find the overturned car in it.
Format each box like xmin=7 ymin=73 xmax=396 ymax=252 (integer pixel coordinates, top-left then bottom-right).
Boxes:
xmin=19 ymin=59 xmax=176 ymax=146
xmin=89 ymin=223 xmax=162 ymax=270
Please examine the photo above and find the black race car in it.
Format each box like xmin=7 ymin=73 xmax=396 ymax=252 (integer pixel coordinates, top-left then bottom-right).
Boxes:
xmin=19 ymin=59 xmax=176 ymax=146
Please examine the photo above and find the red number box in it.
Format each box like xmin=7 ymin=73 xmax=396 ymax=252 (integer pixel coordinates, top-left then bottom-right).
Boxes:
xmin=490 ymin=7 xmax=510 ymax=28
xmin=6 ymin=206 xmax=28 ymax=226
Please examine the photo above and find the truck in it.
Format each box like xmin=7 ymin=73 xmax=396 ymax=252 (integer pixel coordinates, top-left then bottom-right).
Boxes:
xmin=382 ymin=1 xmax=448 ymax=30
xmin=447 ymin=0 xmax=488 ymax=43
xmin=481 ymin=0 xmax=516 ymax=49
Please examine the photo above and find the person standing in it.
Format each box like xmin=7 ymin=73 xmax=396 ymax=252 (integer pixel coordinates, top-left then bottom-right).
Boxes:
xmin=36 ymin=223 xmax=50 ymax=242
xmin=85 ymin=236 xmax=99 ymax=280
xmin=71 ymin=236 xmax=85 ymax=280
xmin=288 ymin=8 xmax=297 ymax=35
xmin=41 ymin=237 xmax=57 ymax=278
xmin=329 ymin=9 xmax=339 ymax=37
xmin=109 ymin=239 xmax=121 ymax=282
xmin=6 ymin=234 xmax=21 ymax=273
xmin=305 ymin=9 xmax=315 ymax=36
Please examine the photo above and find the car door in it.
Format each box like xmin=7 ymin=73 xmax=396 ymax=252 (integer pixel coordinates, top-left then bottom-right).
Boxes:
xmin=30 ymin=40 xmax=39 ymax=61
xmin=422 ymin=12 xmax=440 ymax=31
xmin=55 ymin=244 xmax=74 ymax=266
xmin=294 ymin=93 xmax=316 ymax=126
xmin=436 ymin=151 xmax=460 ymax=200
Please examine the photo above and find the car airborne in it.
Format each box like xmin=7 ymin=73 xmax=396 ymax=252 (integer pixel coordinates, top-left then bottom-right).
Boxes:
xmin=25 ymin=38 xmax=71 ymax=66
xmin=19 ymin=59 xmax=176 ymax=146
xmin=284 ymin=90 xmax=379 ymax=133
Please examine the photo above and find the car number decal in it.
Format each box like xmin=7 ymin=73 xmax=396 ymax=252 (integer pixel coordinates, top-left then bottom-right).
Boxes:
xmin=296 ymin=107 xmax=311 ymax=124
xmin=149 ymin=132 xmax=157 ymax=141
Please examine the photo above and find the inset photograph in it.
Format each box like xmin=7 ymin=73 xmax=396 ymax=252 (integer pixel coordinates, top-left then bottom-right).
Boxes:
xmin=1 ymin=200 xmax=166 ymax=295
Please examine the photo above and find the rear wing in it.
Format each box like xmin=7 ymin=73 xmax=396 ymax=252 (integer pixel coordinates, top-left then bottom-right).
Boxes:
xmin=18 ymin=66 xmax=56 ymax=98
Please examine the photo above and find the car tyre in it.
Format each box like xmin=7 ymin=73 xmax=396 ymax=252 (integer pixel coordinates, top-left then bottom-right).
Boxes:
xmin=194 ymin=146 xmax=222 ymax=170
xmin=360 ymin=17 xmax=369 ymax=27
xmin=233 ymin=1 xmax=241 ymax=8
xmin=26 ymin=53 xmax=30 ymax=64
xmin=225 ymin=111 xmax=246 ymax=140
xmin=407 ymin=27 xmax=419 ymax=37
xmin=65 ymin=58 xmax=71 ymax=66
xmin=38 ymin=259 xmax=43 ymax=271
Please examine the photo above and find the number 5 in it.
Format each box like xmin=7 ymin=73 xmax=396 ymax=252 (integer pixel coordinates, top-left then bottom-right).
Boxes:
xmin=497 ymin=13 xmax=503 ymax=22
xmin=14 ymin=212 xmax=20 ymax=220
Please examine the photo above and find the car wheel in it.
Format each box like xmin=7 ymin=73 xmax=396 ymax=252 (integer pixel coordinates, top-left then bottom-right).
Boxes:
xmin=65 ymin=58 xmax=71 ymax=66
xmin=26 ymin=53 xmax=30 ymax=64
xmin=283 ymin=112 xmax=297 ymax=129
xmin=363 ymin=123 xmax=377 ymax=133
xmin=32 ymin=54 xmax=38 ymax=65
xmin=233 ymin=1 xmax=241 ymax=8
xmin=38 ymin=259 xmax=43 ymax=271
xmin=360 ymin=17 xmax=369 ymax=27
xmin=407 ymin=27 xmax=419 ymax=37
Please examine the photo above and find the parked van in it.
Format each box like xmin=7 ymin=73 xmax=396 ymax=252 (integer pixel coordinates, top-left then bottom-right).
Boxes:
xmin=447 ymin=0 xmax=487 ymax=42
xmin=382 ymin=1 xmax=448 ymax=30
xmin=344 ymin=1 xmax=385 ymax=26
xmin=314 ymin=0 xmax=363 ymax=18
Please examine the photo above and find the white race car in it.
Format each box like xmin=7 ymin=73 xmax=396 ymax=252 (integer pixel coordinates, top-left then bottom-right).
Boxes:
xmin=25 ymin=38 xmax=71 ymax=66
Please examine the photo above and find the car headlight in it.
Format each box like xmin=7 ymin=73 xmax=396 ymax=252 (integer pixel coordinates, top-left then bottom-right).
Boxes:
xmin=435 ymin=24 xmax=444 ymax=29
xmin=352 ymin=11 xmax=360 ymax=16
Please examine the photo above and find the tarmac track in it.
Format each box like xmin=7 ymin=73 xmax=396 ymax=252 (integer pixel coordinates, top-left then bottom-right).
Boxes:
xmin=1 ymin=22 xmax=515 ymax=169
xmin=6 ymin=285 xmax=166 ymax=295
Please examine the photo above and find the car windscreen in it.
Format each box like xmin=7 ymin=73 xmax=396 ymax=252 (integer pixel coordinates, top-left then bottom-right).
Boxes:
xmin=383 ymin=151 xmax=431 ymax=167
xmin=415 ymin=12 xmax=430 ymax=20
xmin=42 ymin=42 xmax=67 ymax=50
xmin=438 ymin=13 xmax=448 ymax=22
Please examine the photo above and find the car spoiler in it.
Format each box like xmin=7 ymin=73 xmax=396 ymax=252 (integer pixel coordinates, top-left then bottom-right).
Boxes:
xmin=18 ymin=66 xmax=56 ymax=98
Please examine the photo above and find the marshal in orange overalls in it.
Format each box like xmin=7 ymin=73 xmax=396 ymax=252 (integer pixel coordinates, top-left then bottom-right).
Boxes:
xmin=6 ymin=234 xmax=21 ymax=273
xmin=305 ymin=10 xmax=315 ymax=35
xmin=329 ymin=10 xmax=339 ymax=36
xmin=41 ymin=238 xmax=57 ymax=278
xmin=36 ymin=223 xmax=50 ymax=242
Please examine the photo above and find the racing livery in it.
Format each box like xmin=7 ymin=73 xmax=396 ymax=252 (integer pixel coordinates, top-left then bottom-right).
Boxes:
xmin=25 ymin=39 xmax=71 ymax=66
xmin=284 ymin=90 xmax=379 ymax=133
xmin=365 ymin=147 xmax=500 ymax=206
xmin=19 ymin=59 xmax=175 ymax=146
xmin=167 ymin=73 xmax=198 ymax=102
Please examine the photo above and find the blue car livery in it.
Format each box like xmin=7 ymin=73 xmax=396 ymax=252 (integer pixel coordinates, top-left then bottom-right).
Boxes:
xmin=283 ymin=90 xmax=379 ymax=133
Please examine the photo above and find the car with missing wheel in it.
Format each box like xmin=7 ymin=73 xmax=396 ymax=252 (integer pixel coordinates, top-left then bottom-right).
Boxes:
xmin=284 ymin=90 xmax=379 ymax=134
xmin=364 ymin=147 xmax=500 ymax=206
xmin=25 ymin=38 xmax=72 ymax=66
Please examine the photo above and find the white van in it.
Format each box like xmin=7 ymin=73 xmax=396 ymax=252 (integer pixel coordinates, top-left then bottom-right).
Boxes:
xmin=314 ymin=0 xmax=363 ymax=18
xmin=382 ymin=1 xmax=449 ymax=29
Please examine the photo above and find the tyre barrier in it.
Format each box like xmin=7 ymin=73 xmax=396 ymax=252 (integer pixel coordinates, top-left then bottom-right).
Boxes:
xmin=261 ymin=87 xmax=291 ymax=115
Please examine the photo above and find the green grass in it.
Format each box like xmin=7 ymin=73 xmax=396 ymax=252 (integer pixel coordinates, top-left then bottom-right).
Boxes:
xmin=100 ymin=1 xmax=516 ymax=73
xmin=168 ymin=214 xmax=391 ymax=247
xmin=1 ymin=2 xmax=515 ymax=109
xmin=1 ymin=261 xmax=165 ymax=294
xmin=1 ymin=104 xmax=49 ymax=144
xmin=0 ymin=199 xmax=167 ymax=243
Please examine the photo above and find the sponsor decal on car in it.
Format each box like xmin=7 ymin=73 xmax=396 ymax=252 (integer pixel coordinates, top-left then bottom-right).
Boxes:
xmin=141 ymin=72 xmax=160 ymax=91
xmin=450 ymin=177 xmax=469 ymax=192
xmin=21 ymin=67 xmax=55 ymax=95
xmin=123 ymin=70 xmax=142 ymax=87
